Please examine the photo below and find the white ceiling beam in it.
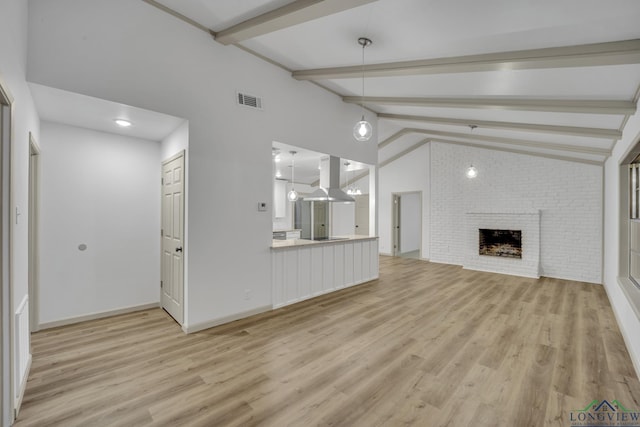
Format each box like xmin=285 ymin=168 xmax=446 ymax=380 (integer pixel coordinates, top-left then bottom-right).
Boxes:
xmin=293 ymin=39 xmax=640 ymax=80
xmin=431 ymin=138 xmax=604 ymax=166
xmin=343 ymin=96 xmax=636 ymax=115
xmin=378 ymin=129 xmax=411 ymax=149
xmin=401 ymin=128 xmax=611 ymax=156
xmin=378 ymin=113 xmax=622 ymax=139
xmin=214 ymin=0 xmax=378 ymax=45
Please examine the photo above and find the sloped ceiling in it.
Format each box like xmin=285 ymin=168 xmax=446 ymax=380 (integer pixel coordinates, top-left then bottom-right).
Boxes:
xmin=144 ymin=0 xmax=640 ymax=166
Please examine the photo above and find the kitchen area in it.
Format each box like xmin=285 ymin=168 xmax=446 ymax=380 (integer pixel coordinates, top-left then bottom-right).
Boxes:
xmin=271 ymin=142 xmax=379 ymax=308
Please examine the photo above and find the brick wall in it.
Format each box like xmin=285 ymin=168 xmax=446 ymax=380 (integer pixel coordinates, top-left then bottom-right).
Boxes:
xmin=430 ymin=142 xmax=602 ymax=284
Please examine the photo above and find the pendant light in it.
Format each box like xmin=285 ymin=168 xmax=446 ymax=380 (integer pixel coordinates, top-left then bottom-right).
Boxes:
xmin=287 ymin=151 xmax=299 ymax=201
xmin=466 ymin=165 xmax=478 ymax=179
xmin=353 ymin=37 xmax=372 ymax=142
xmin=465 ymin=125 xmax=478 ymax=178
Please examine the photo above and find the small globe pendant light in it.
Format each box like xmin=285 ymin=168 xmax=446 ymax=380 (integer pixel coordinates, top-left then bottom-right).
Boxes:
xmin=287 ymin=151 xmax=299 ymax=201
xmin=353 ymin=37 xmax=373 ymax=142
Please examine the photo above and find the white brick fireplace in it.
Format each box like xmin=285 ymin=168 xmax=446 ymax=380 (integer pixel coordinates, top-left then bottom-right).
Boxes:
xmin=464 ymin=211 xmax=541 ymax=278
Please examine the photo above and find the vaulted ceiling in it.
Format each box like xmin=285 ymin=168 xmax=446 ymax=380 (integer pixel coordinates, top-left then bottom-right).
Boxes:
xmin=144 ymin=0 xmax=640 ymax=167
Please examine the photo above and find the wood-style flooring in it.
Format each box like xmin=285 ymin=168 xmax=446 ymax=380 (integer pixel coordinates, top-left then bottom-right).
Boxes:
xmin=14 ymin=256 xmax=640 ymax=426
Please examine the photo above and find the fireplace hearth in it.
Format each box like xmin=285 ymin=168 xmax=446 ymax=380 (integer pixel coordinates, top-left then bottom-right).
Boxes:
xmin=479 ymin=229 xmax=522 ymax=259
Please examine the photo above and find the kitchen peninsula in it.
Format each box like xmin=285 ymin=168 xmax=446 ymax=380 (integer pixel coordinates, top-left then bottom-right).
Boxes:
xmin=271 ymin=235 xmax=379 ymax=308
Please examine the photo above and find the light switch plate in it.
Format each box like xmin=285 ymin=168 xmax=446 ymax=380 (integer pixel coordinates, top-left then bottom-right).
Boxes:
xmin=258 ymin=202 xmax=267 ymax=212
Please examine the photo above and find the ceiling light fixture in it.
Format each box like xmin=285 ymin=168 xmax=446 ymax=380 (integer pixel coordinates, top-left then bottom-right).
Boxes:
xmin=114 ymin=119 xmax=132 ymax=127
xmin=287 ymin=151 xmax=299 ymax=202
xmin=353 ymin=37 xmax=372 ymax=142
xmin=275 ymin=170 xmax=282 ymax=178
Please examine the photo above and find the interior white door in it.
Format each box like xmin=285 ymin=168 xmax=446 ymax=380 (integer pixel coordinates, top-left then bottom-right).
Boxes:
xmin=355 ymin=194 xmax=369 ymax=236
xmin=161 ymin=152 xmax=185 ymax=324
xmin=393 ymin=195 xmax=401 ymax=256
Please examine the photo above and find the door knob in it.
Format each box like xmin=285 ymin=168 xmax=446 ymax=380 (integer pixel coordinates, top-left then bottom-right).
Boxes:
xmin=176 ymin=247 xmax=183 ymax=252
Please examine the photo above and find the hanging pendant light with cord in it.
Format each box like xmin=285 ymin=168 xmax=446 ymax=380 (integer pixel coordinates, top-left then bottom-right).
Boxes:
xmin=287 ymin=151 xmax=299 ymax=201
xmin=353 ymin=37 xmax=373 ymax=142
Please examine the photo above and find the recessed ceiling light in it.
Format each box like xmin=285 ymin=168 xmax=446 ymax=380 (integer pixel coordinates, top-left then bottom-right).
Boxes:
xmin=114 ymin=119 xmax=132 ymax=127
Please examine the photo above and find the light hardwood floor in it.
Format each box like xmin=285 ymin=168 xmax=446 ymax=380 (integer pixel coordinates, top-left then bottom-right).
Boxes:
xmin=14 ymin=256 xmax=640 ymax=426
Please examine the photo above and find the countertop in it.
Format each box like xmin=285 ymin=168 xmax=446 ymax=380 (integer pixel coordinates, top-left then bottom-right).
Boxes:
xmin=271 ymin=235 xmax=378 ymax=249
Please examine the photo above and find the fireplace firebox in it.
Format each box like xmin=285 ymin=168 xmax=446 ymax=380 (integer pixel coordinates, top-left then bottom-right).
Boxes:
xmin=479 ymin=229 xmax=522 ymax=259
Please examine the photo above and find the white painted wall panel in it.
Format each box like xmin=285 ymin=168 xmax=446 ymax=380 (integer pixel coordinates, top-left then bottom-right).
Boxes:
xmin=298 ymin=247 xmax=312 ymax=299
xmin=271 ymin=239 xmax=378 ymax=309
xmin=39 ymin=121 xmax=160 ymax=324
xmin=353 ymin=242 xmax=363 ymax=284
xmin=323 ymin=245 xmax=334 ymax=292
xmin=310 ymin=246 xmax=323 ymax=296
xmin=334 ymin=245 xmax=345 ymax=289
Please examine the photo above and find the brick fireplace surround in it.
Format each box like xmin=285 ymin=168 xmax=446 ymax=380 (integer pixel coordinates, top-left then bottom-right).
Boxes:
xmin=464 ymin=211 xmax=541 ymax=278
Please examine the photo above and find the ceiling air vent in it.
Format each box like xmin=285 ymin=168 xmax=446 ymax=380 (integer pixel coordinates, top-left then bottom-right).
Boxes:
xmin=237 ymin=92 xmax=263 ymax=110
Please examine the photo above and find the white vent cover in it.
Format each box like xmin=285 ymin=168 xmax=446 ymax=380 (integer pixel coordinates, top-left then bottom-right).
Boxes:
xmin=237 ymin=92 xmax=263 ymax=110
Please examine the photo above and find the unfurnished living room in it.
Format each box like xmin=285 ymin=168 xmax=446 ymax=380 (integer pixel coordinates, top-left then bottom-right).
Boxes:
xmin=1 ymin=0 xmax=640 ymax=426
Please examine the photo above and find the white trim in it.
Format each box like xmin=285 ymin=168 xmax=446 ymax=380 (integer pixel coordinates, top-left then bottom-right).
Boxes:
xmin=38 ymin=303 xmax=159 ymax=330
xmin=12 ymin=354 xmax=30 ymax=420
xmin=182 ymin=305 xmax=272 ymax=334
xmin=607 ymin=278 xmax=640 ymax=378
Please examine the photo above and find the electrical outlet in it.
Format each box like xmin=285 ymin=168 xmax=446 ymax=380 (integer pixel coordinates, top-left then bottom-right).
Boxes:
xmin=244 ymin=289 xmax=251 ymax=300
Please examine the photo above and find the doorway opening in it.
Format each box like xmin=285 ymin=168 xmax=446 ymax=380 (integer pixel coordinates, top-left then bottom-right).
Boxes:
xmin=392 ymin=192 xmax=422 ymax=259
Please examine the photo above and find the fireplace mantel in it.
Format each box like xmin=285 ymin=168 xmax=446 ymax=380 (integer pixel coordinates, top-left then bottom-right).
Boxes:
xmin=464 ymin=211 xmax=541 ymax=278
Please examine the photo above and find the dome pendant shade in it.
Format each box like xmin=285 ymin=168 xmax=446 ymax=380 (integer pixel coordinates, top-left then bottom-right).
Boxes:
xmin=287 ymin=189 xmax=299 ymax=201
xmin=466 ymin=165 xmax=478 ymax=179
xmin=353 ymin=117 xmax=372 ymax=142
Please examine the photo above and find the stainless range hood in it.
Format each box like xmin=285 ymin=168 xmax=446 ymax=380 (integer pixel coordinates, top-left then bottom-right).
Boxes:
xmin=304 ymin=156 xmax=355 ymax=203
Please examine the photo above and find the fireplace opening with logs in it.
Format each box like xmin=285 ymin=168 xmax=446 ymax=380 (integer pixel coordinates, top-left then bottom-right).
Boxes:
xmin=479 ymin=229 xmax=522 ymax=259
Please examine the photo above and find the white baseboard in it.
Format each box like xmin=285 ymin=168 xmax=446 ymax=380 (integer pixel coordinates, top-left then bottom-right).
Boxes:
xmin=379 ymin=252 xmax=393 ymax=256
xmin=39 ymin=302 xmax=159 ymax=330
xmin=606 ymin=278 xmax=640 ymax=379
xmin=13 ymin=354 xmax=31 ymax=420
xmin=183 ymin=305 xmax=272 ymax=334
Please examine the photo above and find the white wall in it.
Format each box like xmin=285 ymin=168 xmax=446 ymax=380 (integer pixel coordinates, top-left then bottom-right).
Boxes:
xmin=331 ymin=202 xmax=355 ymax=236
xmin=430 ymin=142 xmax=602 ymax=284
xmin=161 ymin=120 xmax=188 ymax=160
xmin=603 ymin=106 xmax=640 ymax=375
xmin=39 ymin=121 xmax=161 ymax=324
xmin=27 ymin=0 xmax=377 ymax=331
xmin=400 ymin=192 xmax=421 ymax=253
xmin=0 ymin=0 xmax=41 ymax=422
xmin=378 ymin=144 xmax=430 ymax=258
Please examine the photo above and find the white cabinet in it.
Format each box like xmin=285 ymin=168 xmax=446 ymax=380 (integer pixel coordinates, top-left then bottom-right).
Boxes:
xmin=274 ymin=179 xmax=287 ymax=218
xmin=271 ymin=237 xmax=379 ymax=308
